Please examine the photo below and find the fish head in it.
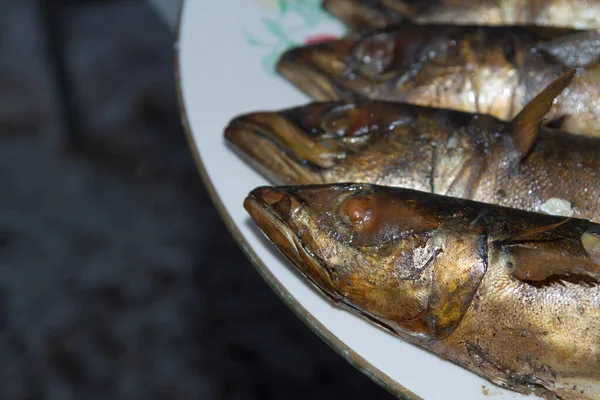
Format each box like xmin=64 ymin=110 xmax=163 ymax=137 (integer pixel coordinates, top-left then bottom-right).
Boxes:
xmin=225 ymin=101 xmax=432 ymax=186
xmin=245 ymin=183 xmax=450 ymax=338
xmin=276 ymin=26 xmax=438 ymax=100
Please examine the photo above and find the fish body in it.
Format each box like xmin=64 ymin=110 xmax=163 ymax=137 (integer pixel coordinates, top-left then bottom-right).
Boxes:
xmin=244 ymin=183 xmax=600 ymax=400
xmin=323 ymin=0 xmax=600 ymax=30
xmin=225 ymin=90 xmax=600 ymax=223
xmin=277 ymin=24 xmax=600 ymax=137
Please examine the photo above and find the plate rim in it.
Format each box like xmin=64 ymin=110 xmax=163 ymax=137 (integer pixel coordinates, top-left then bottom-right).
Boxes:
xmin=173 ymin=2 xmax=421 ymax=399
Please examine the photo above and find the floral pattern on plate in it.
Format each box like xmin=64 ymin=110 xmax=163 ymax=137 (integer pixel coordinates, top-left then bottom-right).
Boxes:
xmin=243 ymin=0 xmax=345 ymax=74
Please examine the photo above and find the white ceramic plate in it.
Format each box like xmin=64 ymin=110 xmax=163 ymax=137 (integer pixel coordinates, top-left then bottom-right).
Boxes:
xmin=176 ymin=2 xmax=535 ymax=399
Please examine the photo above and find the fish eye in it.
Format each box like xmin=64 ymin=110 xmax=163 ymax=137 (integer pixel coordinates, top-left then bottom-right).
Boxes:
xmin=352 ymin=33 xmax=394 ymax=78
xmin=321 ymin=105 xmax=379 ymax=141
xmin=338 ymin=193 xmax=374 ymax=233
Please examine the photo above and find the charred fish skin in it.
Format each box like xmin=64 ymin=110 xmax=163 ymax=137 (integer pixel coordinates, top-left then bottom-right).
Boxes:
xmin=324 ymin=0 xmax=600 ymax=30
xmin=277 ymin=23 xmax=600 ymax=137
xmin=244 ymin=183 xmax=600 ymax=400
xmin=225 ymin=82 xmax=600 ymax=223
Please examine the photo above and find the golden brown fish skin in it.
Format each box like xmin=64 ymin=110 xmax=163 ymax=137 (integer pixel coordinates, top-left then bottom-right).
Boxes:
xmin=277 ymin=24 xmax=600 ymax=137
xmin=324 ymin=0 xmax=600 ymax=30
xmin=225 ymin=100 xmax=600 ymax=223
xmin=244 ymin=183 xmax=600 ymax=399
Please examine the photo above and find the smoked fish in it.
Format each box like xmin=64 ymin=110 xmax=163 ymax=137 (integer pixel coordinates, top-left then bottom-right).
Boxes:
xmin=226 ymin=71 xmax=600 ymax=223
xmin=244 ymin=182 xmax=600 ymax=399
xmin=322 ymin=0 xmax=600 ymax=31
xmin=277 ymin=23 xmax=600 ymax=137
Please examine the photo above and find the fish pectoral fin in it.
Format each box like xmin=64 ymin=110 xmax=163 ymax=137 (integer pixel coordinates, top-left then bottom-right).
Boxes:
xmin=507 ymin=69 xmax=575 ymax=160
xmin=509 ymin=245 xmax=600 ymax=283
xmin=502 ymin=220 xmax=600 ymax=282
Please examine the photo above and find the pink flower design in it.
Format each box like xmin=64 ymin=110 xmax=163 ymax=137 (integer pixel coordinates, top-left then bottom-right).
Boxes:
xmin=304 ymin=34 xmax=339 ymax=45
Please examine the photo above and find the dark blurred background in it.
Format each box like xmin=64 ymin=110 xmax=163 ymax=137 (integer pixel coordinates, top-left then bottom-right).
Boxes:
xmin=0 ymin=0 xmax=394 ymax=398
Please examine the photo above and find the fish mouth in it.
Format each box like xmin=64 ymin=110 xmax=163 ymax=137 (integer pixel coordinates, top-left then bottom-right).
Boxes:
xmin=244 ymin=186 xmax=338 ymax=298
xmin=224 ymin=113 xmax=324 ymax=185
xmin=277 ymin=43 xmax=364 ymax=102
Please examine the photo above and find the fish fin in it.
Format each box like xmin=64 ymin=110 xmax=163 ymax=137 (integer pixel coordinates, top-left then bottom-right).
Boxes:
xmin=508 ymin=69 xmax=575 ymax=159
xmin=465 ymin=343 xmax=542 ymax=395
xmin=509 ymin=245 xmax=600 ymax=283
xmin=444 ymin=153 xmax=485 ymax=199
xmin=426 ymin=235 xmax=486 ymax=339
xmin=504 ymin=218 xmax=573 ymax=245
xmin=506 ymin=226 xmax=600 ymax=283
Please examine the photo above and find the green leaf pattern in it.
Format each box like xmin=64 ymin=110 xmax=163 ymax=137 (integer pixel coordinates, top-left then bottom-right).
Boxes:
xmin=242 ymin=0 xmax=344 ymax=74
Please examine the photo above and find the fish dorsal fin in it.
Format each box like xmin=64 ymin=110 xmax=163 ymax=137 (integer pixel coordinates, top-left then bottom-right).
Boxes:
xmin=508 ymin=69 xmax=576 ymax=159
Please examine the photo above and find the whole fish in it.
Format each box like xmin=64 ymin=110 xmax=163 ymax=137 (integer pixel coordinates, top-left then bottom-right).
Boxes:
xmin=323 ymin=0 xmax=600 ymax=30
xmin=226 ymin=71 xmax=600 ymax=223
xmin=244 ymin=182 xmax=600 ymax=399
xmin=277 ymin=23 xmax=600 ymax=137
